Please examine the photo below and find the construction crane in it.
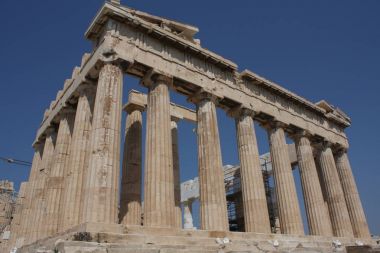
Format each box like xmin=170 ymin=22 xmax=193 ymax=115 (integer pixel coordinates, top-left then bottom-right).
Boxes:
xmin=0 ymin=157 xmax=31 ymax=167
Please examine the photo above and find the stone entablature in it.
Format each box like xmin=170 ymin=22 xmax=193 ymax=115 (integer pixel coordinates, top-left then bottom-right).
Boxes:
xmin=124 ymin=90 xmax=196 ymax=123
xmin=35 ymin=2 xmax=349 ymax=148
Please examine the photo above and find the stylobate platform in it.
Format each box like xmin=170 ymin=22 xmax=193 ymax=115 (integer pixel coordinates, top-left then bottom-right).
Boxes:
xmin=17 ymin=223 xmax=378 ymax=253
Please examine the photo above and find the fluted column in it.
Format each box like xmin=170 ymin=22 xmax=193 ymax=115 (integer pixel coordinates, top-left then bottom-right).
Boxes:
xmin=234 ymin=109 xmax=270 ymax=233
xmin=335 ymin=149 xmax=370 ymax=238
xmin=195 ymin=92 xmax=228 ymax=231
xmin=314 ymin=158 xmax=333 ymax=233
xmin=317 ymin=143 xmax=354 ymax=237
xmin=60 ymin=84 xmax=96 ymax=231
xmin=294 ymin=133 xmax=332 ymax=236
xmin=172 ymin=119 xmax=182 ymax=228
xmin=44 ymin=109 xmax=75 ymax=237
xmin=120 ymin=104 xmax=144 ymax=225
xmin=267 ymin=122 xmax=304 ymax=235
xmin=33 ymin=128 xmax=57 ymax=242
xmin=82 ymin=63 xmax=123 ymax=224
xmin=19 ymin=143 xmax=43 ymax=244
xmin=183 ymin=200 xmax=194 ymax=229
xmin=144 ymin=74 xmax=175 ymax=227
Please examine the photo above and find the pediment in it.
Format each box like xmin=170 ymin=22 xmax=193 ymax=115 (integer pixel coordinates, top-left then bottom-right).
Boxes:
xmin=124 ymin=7 xmax=199 ymax=41
xmin=316 ymin=100 xmax=351 ymax=124
xmin=316 ymin=100 xmax=334 ymax=113
xmin=86 ymin=2 xmax=199 ymax=43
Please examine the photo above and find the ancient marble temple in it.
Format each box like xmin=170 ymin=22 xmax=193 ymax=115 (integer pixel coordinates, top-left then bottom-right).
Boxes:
xmin=7 ymin=1 xmax=375 ymax=252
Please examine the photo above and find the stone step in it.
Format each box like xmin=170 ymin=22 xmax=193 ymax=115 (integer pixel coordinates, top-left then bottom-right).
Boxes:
xmin=59 ymin=241 xmax=220 ymax=253
xmin=17 ymin=223 xmax=376 ymax=253
xmin=59 ymin=241 xmax=325 ymax=253
xmin=92 ymin=232 xmax=336 ymax=252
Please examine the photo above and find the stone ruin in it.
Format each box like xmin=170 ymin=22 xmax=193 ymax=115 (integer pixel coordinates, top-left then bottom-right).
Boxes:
xmin=4 ymin=1 xmax=379 ymax=253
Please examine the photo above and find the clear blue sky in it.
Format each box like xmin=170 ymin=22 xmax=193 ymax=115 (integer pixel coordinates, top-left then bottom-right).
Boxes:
xmin=0 ymin=0 xmax=379 ymax=235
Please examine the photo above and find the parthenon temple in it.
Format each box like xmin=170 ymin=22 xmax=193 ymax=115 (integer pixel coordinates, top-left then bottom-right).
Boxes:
xmin=6 ymin=1 xmax=377 ymax=252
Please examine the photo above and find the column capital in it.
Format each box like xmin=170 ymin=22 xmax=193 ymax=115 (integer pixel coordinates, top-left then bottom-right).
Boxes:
xmin=123 ymin=102 xmax=145 ymax=114
xmin=188 ymin=89 xmax=222 ymax=105
xmin=33 ymin=141 xmax=44 ymax=152
xmin=227 ymin=105 xmax=256 ymax=119
xmin=170 ymin=119 xmax=179 ymax=128
xmin=99 ymin=41 xmax=123 ymax=65
xmin=334 ymin=145 xmax=348 ymax=156
xmin=313 ymin=140 xmax=335 ymax=155
xmin=261 ymin=119 xmax=287 ymax=132
xmin=61 ymin=107 xmax=76 ymax=115
xmin=77 ymin=83 xmax=96 ymax=96
xmin=57 ymin=107 xmax=76 ymax=122
xmin=141 ymin=69 xmax=173 ymax=88
xmin=291 ymin=129 xmax=312 ymax=142
xmin=45 ymin=126 xmax=57 ymax=137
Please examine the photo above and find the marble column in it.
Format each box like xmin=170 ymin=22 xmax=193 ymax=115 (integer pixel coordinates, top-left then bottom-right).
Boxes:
xmin=317 ymin=143 xmax=354 ymax=237
xmin=171 ymin=119 xmax=182 ymax=229
xmin=294 ymin=133 xmax=332 ymax=236
xmin=120 ymin=104 xmax=144 ymax=225
xmin=82 ymin=63 xmax=123 ymax=224
xmin=183 ymin=200 xmax=194 ymax=230
xmin=196 ymin=92 xmax=228 ymax=231
xmin=34 ymin=128 xmax=57 ymax=242
xmin=335 ymin=149 xmax=370 ymax=238
xmin=44 ymin=109 xmax=75 ymax=237
xmin=314 ymin=158 xmax=333 ymax=233
xmin=234 ymin=109 xmax=271 ymax=233
xmin=19 ymin=143 xmax=43 ymax=244
xmin=144 ymin=74 xmax=175 ymax=227
xmin=267 ymin=122 xmax=304 ymax=235
xmin=60 ymin=84 xmax=95 ymax=231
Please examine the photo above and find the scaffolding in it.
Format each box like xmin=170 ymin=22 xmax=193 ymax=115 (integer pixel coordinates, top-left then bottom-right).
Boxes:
xmin=224 ymin=166 xmax=243 ymax=231
xmin=223 ymin=161 xmax=278 ymax=233
xmin=261 ymin=158 xmax=278 ymax=233
xmin=181 ymin=146 xmax=298 ymax=231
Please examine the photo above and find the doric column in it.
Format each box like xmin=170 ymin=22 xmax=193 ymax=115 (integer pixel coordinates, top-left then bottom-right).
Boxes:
xmin=144 ymin=74 xmax=175 ymax=227
xmin=335 ymin=149 xmax=370 ymax=238
xmin=195 ymin=92 xmax=228 ymax=231
xmin=44 ymin=109 xmax=75 ymax=237
xmin=317 ymin=143 xmax=354 ymax=237
xmin=183 ymin=200 xmax=194 ymax=230
xmin=120 ymin=103 xmax=144 ymax=225
xmin=82 ymin=63 xmax=123 ymax=224
xmin=19 ymin=143 xmax=44 ymax=244
xmin=314 ymin=158 xmax=333 ymax=233
xmin=171 ymin=119 xmax=182 ymax=228
xmin=33 ymin=128 xmax=57 ymax=242
xmin=294 ymin=132 xmax=332 ymax=236
xmin=266 ymin=122 xmax=304 ymax=235
xmin=60 ymin=84 xmax=96 ymax=231
xmin=234 ymin=109 xmax=270 ymax=233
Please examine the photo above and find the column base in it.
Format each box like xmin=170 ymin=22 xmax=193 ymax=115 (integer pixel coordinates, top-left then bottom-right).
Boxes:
xmin=14 ymin=222 xmax=377 ymax=253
